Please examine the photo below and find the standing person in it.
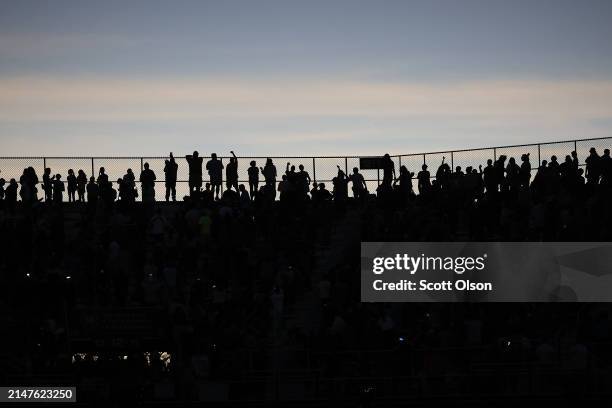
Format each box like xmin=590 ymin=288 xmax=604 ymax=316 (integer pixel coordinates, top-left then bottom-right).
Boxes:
xmin=206 ymin=153 xmax=224 ymax=200
xmin=140 ymin=162 xmax=157 ymax=203
xmin=381 ymin=154 xmax=395 ymax=188
xmin=297 ymin=164 xmax=311 ymax=198
xmin=519 ymin=154 xmax=531 ymax=190
xmin=67 ymin=169 xmax=77 ymax=202
xmin=86 ymin=177 xmax=98 ymax=208
xmin=53 ymin=174 xmax=65 ymax=203
xmin=248 ymin=160 xmax=259 ymax=200
xmin=42 ymin=167 xmax=53 ymax=202
xmin=5 ymin=179 xmax=18 ymax=213
xmin=261 ymin=158 xmax=277 ymax=200
xmin=349 ymin=167 xmax=367 ymax=198
xmin=76 ymin=170 xmax=87 ymax=202
xmin=226 ymin=151 xmax=239 ymax=192
xmin=164 ymin=152 xmax=178 ymax=202
xmin=0 ymin=178 xmax=5 ymax=202
xmin=585 ymin=147 xmax=601 ymax=185
xmin=417 ymin=164 xmax=431 ymax=195
xmin=186 ymin=151 xmax=203 ymax=196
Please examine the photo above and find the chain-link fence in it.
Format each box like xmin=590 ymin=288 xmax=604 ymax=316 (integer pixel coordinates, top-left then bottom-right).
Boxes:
xmin=1 ymin=137 xmax=610 ymax=201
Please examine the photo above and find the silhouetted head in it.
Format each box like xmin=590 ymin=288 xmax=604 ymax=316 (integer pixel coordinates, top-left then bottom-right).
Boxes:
xmin=319 ymin=183 xmax=326 ymax=189
xmin=89 ymin=177 xmax=95 ymax=182
xmin=290 ymin=165 xmax=295 ymax=171
xmin=44 ymin=168 xmax=51 ymax=175
xmin=99 ymin=167 xmax=106 ymax=174
xmin=508 ymin=158 xmax=515 ymax=165
xmin=299 ymin=164 xmax=304 ymax=171
xmin=422 ymin=164 xmax=427 ymax=170
xmin=565 ymin=155 xmax=572 ymax=163
xmin=311 ymin=182 xmax=318 ymax=189
xmin=211 ymin=153 xmax=217 ymax=159
xmin=282 ymin=175 xmax=287 ymax=181
xmin=144 ymin=162 xmax=150 ymax=169
xmin=266 ymin=158 xmax=273 ymax=165
xmin=521 ymin=154 xmax=528 ymax=161
xmin=605 ymin=149 xmax=610 ymax=156
xmin=571 ymin=150 xmax=577 ymax=157
xmin=353 ymin=167 xmax=359 ymax=174
xmin=55 ymin=174 xmax=61 ymax=180
xmin=250 ymin=160 xmax=256 ymax=167
xmin=551 ymin=155 xmax=557 ymax=162
xmin=455 ymin=166 xmax=461 ymax=172
xmin=590 ymin=147 xmax=597 ymax=154
xmin=193 ymin=151 xmax=199 ymax=157
xmin=487 ymin=159 xmax=493 ymax=165
xmin=383 ymin=153 xmax=390 ymax=159
xmin=239 ymin=184 xmax=246 ymax=191
xmin=68 ymin=169 xmax=74 ymax=175
xmin=0 ymin=178 xmax=5 ymax=186
xmin=10 ymin=178 xmax=17 ymax=185
xmin=541 ymin=160 xmax=548 ymax=167
xmin=117 ymin=178 xmax=122 ymax=184
xmin=578 ymin=168 xmax=584 ymax=175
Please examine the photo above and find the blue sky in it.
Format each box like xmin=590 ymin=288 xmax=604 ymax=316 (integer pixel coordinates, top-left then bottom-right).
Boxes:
xmin=1 ymin=0 xmax=612 ymax=156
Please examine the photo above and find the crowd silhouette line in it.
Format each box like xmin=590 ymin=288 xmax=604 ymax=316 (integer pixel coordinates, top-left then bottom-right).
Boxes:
xmin=1 ymin=148 xmax=611 ymax=211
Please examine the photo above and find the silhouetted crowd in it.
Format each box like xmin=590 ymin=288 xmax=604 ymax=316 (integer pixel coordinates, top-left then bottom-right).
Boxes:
xmin=1 ymin=147 xmax=612 ymax=403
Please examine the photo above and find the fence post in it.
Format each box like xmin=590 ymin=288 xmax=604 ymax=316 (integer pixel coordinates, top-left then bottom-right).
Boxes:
xmin=493 ymin=148 xmax=497 ymax=162
xmin=312 ymin=157 xmax=316 ymax=182
xmin=43 ymin=157 xmax=46 ymax=172
xmin=91 ymin=158 xmax=94 ymax=178
xmin=574 ymin=140 xmax=577 ymax=154
xmin=398 ymin=155 xmax=402 ymax=169
xmin=377 ymin=169 xmax=380 ymax=187
xmin=451 ymin=152 xmax=454 ymax=170
xmin=344 ymin=157 xmax=348 ymax=175
xmin=537 ymin=144 xmax=541 ymax=166
xmin=423 ymin=154 xmax=426 ymax=165
xmin=140 ymin=157 xmax=144 ymax=172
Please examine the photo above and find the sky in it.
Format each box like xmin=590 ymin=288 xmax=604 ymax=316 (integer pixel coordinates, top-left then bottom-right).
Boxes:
xmin=1 ymin=0 xmax=612 ymax=157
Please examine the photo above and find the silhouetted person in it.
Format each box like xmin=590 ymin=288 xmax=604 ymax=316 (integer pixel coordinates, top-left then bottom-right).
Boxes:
xmin=86 ymin=177 xmax=98 ymax=207
xmin=349 ymin=167 xmax=367 ymax=198
xmin=297 ymin=164 xmax=311 ymax=198
xmin=261 ymin=158 xmax=277 ymax=200
xmin=42 ymin=167 xmax=53 ymax=202
xmin=585 ymin=147 xmax=600 ymax=185
xmin=140 ymin=162 xmax=156 ymax=202
xmin=248 ymin=160 xmax=259 ymax=200
xmin=417 ymin=164 xmax=431 ymax=195
xmin=278 ymin=174 xmax=293 ymax=201
xmin=483 ymin=159 xmax=496 ymax=194
xmin=519 ymin=154 xmax=531 ymax=190
xmin=53 ymin=174 xmax=65 ymax=203
xmin=0 ymin=178 xmax=5 ymax=202
xmin=238 ymin=184 xmax=250 ymax=205
xmin=394 ymin=165 xmax=414 ymax=199
xmin=381 ymin=154 xmax=395 ymax=187
xmin=226 ymin=151 xmax=238 ymax=191
xmin=206 ymin=153 xmax=224 ymax=200
xmin=164 ymin=152 xmax=178 ymax=201
xmin=5 ymin=178 xmax=17 ymax=212
xmin=186 ymin=151 xmax=203 ymax=196
xmin=316 ymin=183 xmax=332 ymax=202
xmin=332 ymin=167 xmax=349 ymax=201
xmin=600 ymin=149 xmax=612 ymax=186
xmin=67 ymin=169 xmax=77 ymax=202
xmin=76 ymin=170 xmax=87 ymax=202
xmin=201 ymin=182 xmax=213 ymax=204
xmin=505 ymin=157 xmax=520 ymax=192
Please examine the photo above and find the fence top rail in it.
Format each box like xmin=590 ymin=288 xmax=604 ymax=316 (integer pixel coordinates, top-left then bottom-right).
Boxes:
xmin=0 ymin=136 xmax=609 ymax=160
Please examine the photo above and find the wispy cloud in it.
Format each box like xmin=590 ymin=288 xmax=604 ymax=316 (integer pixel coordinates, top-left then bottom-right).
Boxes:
xmin=2 ymin=76 xmax=612 ymax=122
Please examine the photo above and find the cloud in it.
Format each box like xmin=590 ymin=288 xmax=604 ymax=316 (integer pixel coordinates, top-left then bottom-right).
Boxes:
xmin=1 ymin=77 xmax=612 ymax=122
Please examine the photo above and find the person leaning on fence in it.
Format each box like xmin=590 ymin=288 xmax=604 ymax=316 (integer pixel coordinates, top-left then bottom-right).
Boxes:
xmin=186 ymin=151 xmax=203 ymax=196
xmin=164 ymin=152 xmax=178 ymax=202
xmin=140 ymin=162 xmax=157 ymax=203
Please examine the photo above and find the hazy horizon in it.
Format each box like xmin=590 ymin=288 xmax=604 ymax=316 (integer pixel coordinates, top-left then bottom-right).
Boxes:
xmin=2 ymin=0 xmax=612 ymax=156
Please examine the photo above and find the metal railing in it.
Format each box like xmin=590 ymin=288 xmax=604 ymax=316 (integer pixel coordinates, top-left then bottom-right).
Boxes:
xmin=1 ymin=136 xmax=610 ymax=200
